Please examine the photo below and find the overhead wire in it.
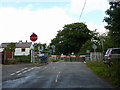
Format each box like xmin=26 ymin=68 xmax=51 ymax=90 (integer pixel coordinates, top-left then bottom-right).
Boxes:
xmin=79 ymin=0 xmax=87 ymax=21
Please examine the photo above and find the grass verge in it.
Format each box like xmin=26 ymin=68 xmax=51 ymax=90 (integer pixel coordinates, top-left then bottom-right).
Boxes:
xmin=51 ymin=59 xmax=60 ymax=62
xmin=86 ymin=61 xmax=120 ymax=88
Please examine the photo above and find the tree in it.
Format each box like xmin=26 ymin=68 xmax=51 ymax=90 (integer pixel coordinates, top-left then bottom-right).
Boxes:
xmin=33 ymin=43 xmax=50 ymax=54
xmin=4 ymin=43 xmax=16 ymax=52
xmin=104 ymin=1 xmax=120 ymax=47
xmin=50 ymin=22 xmax=94 ymax=55
xmin=78 ymin=40 xmax=94 ymax=54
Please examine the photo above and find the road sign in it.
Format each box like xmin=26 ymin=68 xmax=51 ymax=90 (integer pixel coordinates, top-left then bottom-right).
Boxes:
xmin=30 ymin=33 xmax=38 ymax=42
xmin=92 ymin=44 xmax=97 ymax=50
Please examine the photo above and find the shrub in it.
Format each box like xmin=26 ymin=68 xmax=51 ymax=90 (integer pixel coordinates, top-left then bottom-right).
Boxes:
xmin=51 ymin=59 xmax=60 ymax=62
xmin=14 ymin=55 xmax=31 ymax=63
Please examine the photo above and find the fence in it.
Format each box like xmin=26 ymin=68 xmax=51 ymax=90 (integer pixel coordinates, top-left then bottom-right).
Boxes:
xmin=0 ymin=52 xmax=2 ymax=89
xmin=0 ymin=52 xmax=2 ymax=64
xmin=49 ymin=52 xmax=103 ymax=62
xmin=48 ymin=55 xmax=85 ymax=62
xmin=90 ymin=52 xmax=103 ymax=61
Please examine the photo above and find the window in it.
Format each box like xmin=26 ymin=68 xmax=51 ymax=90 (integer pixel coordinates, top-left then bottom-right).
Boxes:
xmin=21 ymin=48 xmax=25 ymax=52
xmin=112 ymin=49 xmax=120 ymax=54
xmin=105 ymin=49 xmax=110 ymax=55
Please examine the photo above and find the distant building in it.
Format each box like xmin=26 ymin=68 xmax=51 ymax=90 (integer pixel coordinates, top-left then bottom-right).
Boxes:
xmin=0 ymin=41 xmax=33 ymax=56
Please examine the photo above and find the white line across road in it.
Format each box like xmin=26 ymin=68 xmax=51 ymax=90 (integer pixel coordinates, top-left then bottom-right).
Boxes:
xmin=10 ymin=65 xmax=49 ymax=76
xmin=10 ymin=68 xmax=28 ymax=76
xmin=55 ymin=72 xmax=61 ymax=83
xmin=17 ymin=68 xmax=35 ymax=76
xmin=10 ymin=67 xmax=35 ymax=76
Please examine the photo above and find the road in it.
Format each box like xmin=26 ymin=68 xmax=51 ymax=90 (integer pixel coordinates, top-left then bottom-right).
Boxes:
xmin=2 ymin=62 xmax=114 ymax=88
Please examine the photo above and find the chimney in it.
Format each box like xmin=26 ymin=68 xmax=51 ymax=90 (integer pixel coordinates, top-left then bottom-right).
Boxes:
xmin=19 ymin=40 xmax=22 ymax=44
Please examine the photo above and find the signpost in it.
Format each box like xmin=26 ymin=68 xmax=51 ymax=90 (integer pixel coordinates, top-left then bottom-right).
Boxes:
xmin=92 ymin=44 xmax=97 ymax=61
xmin=92 ymin=44 xmax=97 ymax=52
xmin=30 ymin=33 xmax=38 ymax=63
xmin=51 ymin=45 xmax=55 ymax=54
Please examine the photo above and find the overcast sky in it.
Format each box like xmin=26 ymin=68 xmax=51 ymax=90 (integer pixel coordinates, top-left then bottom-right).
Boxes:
xmin=0 ymin=0 xmax=110 ymax=45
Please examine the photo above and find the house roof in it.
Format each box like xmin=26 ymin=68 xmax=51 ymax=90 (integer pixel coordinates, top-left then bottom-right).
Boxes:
xmin=1 ymin=42 xmax=32 ymax=48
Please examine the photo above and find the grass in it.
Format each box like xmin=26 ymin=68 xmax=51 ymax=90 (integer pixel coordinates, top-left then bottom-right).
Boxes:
xmin=86 ymin=60 xmax=120 ymax=88
xmin=51 ymin=59 xmax=60 ymax=62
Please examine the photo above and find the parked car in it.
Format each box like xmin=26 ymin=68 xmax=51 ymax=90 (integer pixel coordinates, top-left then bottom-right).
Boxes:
xmin=104 ymin=48 xmax=120 ymax=65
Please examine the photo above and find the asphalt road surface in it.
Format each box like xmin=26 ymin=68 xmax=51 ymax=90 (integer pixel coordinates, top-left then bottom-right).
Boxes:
xmin=2 ymin=62 xmax=114 ymax=88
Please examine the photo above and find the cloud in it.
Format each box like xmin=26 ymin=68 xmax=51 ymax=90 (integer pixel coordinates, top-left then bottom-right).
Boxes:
xmin=70 ymin=0 xmax=109 ymax=14
xmin=0 ymin=7 xmax=77 ymax=44
xmin=86 ymin=23 xmax=107 ymax=34
xmin=0 ymin=0 xmax=109 ymax=44
xmin=108 ymin=0 xmax=120 ymax=2
xmin=26 ymin=4 xmax=33 ymax=8
xmin=0 ymin=0 xmax=70 ymax=2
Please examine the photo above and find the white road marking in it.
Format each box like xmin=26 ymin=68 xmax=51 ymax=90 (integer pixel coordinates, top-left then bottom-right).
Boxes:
xmin=11 ymin=67 xmax=35 ymax=76
xmin=21 ymin=70 xmax=27 ymax=73
xmin=17 ymin=73 xmax=22 ymax=76
xmin=21 ymin=68 xmax=28 ymax=71
xmin=10 ymin=73 xmax=16 ymax=76
xmin=17 ymin=70 xmax=28 ymax=76
xmin=31 ymin=68 xmax=34 ymax=70
xmin=27 ymin=68 xmax=34 ymax=71
xmin=16 ymin=71 xmax=21 ymax=73
xmin=10 ymin=68 xmax=28 ymax=76
xmin=55 ymin=72 xmax=61 ymax=83
xmin=17 ymin=67 xmax=35 ymax=75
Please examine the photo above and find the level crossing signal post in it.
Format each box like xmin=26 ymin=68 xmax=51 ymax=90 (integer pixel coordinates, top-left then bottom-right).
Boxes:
xmin=30 ymin=33 xmax=38 ymax=63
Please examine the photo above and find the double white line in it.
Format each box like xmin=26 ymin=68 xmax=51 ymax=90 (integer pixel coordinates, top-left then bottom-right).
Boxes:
xmin=10 ymin=67 xmax=34 ymax=76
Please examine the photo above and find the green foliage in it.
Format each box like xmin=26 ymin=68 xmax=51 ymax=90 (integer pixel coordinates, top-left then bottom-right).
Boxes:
xmin=79 ymin=40 xmax=93 ymax=54
xmin=86 ymin=61 xmax=120 ymax=88
xmin=104 ymin=1 xmax=120 ymax=47
xmin=51 ymin=59 xmax=60 ymax=62
xmin=4 ymin=43 xmax=16 ymax=52
xmin=51 ymin=22 xmax=94 ymax=55
xmin=14 ymin=55 xmax=31 ymax=63
xmin=5 ymin=60 xmax=17 ymax=64
xmin=41 ymin=50 xmax=50 ymax=54
xmin=33 ymin=43 xmax=50 ymax=54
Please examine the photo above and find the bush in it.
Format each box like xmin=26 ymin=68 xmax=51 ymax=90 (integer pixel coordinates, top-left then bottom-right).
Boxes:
xmin=5 ymin=60 xmax=17 ymax=64
xmin=51 ymin=59 xmax=60 ymax=62
xmin=14 ymin=55 xmax=31 ymax=63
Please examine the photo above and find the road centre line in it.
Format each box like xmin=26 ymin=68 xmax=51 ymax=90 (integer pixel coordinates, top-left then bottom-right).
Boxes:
xmin=55 ymin=72 xmax=61 ymax=83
